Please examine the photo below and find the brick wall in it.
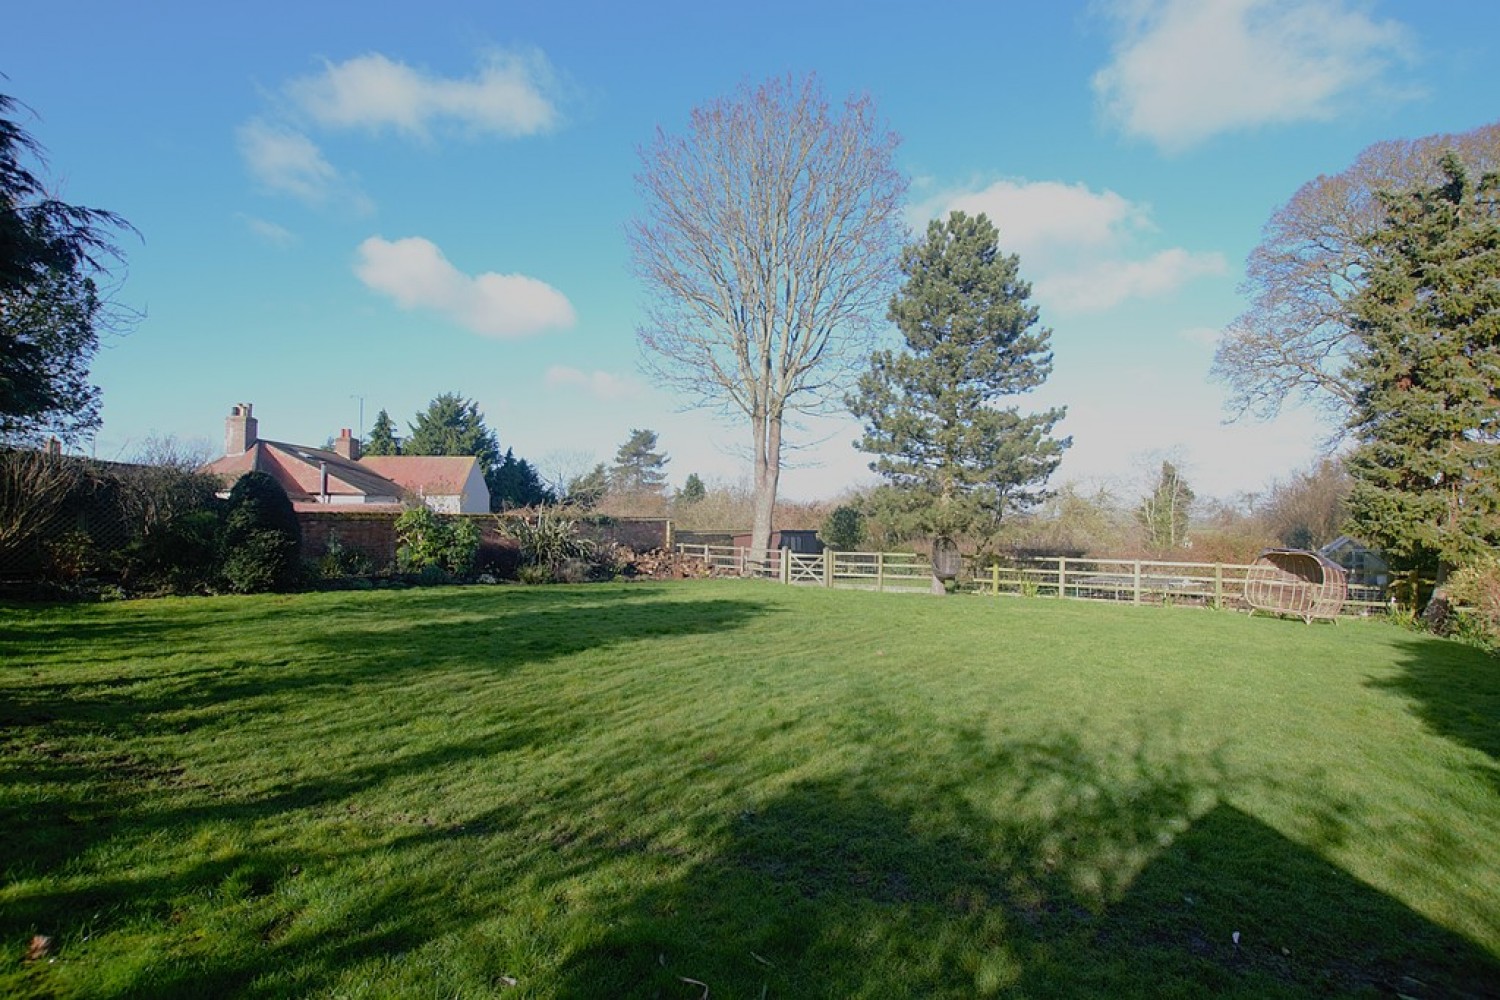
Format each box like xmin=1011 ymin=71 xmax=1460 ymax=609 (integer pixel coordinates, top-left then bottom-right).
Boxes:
xmin=577 ymin=517 xmax=671 ymax=552
xmin=297 ymin=510 xmax=399 ymax=569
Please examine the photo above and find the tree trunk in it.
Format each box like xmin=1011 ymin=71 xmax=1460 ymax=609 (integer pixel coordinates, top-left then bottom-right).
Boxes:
xmin=748 ymin=409 xmax=782 ymax=576
xmin=1421 ymin=562 xmax=1455 ymax=633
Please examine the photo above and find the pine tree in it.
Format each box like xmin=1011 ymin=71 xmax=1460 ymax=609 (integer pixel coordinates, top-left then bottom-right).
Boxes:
xmin=609 ymin=429 xmax=670 ymax=495
xmin=848 ymin=211 xmax=1069 ymax=543
xmin=364 ymin=409 xmax=399 ymax=456
xmin=1345 ymin=156 xmax=1500 ymax=581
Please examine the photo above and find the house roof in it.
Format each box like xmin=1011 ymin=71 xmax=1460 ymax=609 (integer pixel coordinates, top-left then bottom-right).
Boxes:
xmin=202 ymin=416 xmax=485 ymax=506
xmin=202 ymin=440 xmax=406 ymax=502
xmin=358 ymin=455 xmax=480 ymax=497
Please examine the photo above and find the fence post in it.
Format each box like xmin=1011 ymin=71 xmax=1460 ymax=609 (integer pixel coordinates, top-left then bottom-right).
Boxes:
xmin=1214 ymin=563 xmax=1223 ymax=609
xmin=877 ymin=551 xmax=886 ymax=592
xmin=1133 ymin=560 xmax=1141 ymax=605
xmin=1058 ymin=557 xmax=1066 ymax=599
xmin=781 ymin=550 xmax=791 ymax=585
xmin=991 ymin=563 xmax=1000 ymax=596
xmin=823 ymin=548 xmax=834 ymax=588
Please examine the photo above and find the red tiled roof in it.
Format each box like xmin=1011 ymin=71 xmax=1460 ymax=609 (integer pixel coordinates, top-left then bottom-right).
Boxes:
xmin=358 ymin=456 xmax=479 ymax=497
xmin=202 ymin=441 xmax=405 ymax=502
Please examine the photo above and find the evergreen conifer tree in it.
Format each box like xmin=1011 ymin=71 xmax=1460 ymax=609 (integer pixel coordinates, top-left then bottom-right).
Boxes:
xmin=490 ymin=449 xmax=554 ymax=509
xmin=677 ymin=472 xmax=706 ymax=504
xmin=1345 ymin=156 xmax=1500 ymax=581
xmin=364 ymin=409 xmax=399 ymax=456
xmin=609 ymin=429 xmax=670 ymax=495
xmin=848 ymin=211 xmax=1069 ymax=543
xmin=404 ymin=394 xmax=502 ymax=470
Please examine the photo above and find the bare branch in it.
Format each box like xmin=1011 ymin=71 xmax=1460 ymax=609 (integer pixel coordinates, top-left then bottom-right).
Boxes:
xmin=1214 ymin=120 xmax=1500 ymax=428
xmin=631 ymin=75 xmax=906 ymax=558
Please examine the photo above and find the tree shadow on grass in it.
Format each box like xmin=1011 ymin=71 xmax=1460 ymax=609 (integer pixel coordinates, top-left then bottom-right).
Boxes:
xmin=1 ymin=586 xmax=766 ymax=738
xmin=550 ymin=731 xmax=1499 ymax=999
xmin=1369 ymin=635 xmax=1500 ymax=787
xmin=0 ymin=586 xmax=772 ymax=960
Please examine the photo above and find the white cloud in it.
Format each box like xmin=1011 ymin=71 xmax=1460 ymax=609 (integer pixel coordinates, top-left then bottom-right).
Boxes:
xmin=237 ymin=213 xmax=298 ymax=247
xmin=354 ymin=235 xmax=575 ymax=338
xmin=1093 ymin=0 xmax=1413 ymax=151
xmin=914 ymin=179 xmax=1149 ymax=259
xmin=1038 ymin=249 xmax=1228 ymax=312
xmin=237 ymin=119 xmax=339 ymax=202
xmin=915 ymin=178 xmax=1224 ymax=313
xmin=287 ymin=50 xmax=559 ymax=139
xmin=543 ymin=366 xmax=642 ymax=401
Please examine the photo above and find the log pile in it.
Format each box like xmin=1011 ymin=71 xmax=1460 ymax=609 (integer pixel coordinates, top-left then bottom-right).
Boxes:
xmin=623 ymin=549 xmax=711 ymax=580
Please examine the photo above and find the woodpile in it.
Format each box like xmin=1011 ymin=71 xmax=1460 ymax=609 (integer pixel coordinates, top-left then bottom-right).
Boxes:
xmin=622 ymin=549 xmax=711 ymax=580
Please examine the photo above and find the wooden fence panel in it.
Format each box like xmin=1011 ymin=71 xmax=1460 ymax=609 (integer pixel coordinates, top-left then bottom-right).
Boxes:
xmin=675 ymin=545 xmax=1389 ymax=616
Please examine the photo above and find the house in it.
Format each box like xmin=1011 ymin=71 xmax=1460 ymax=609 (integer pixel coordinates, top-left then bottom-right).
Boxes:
xmin=201 ymin=403 xmax=491 ymax=514
xmin=358 ymin=455 xmax=489 ymax=515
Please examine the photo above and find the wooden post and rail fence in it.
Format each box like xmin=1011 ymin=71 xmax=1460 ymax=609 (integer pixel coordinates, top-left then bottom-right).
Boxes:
xmin=672 ymin=544 xmax=1390 ymax=615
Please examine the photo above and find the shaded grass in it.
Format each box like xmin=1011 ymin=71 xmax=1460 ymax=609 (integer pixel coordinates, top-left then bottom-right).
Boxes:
xmin=1 ymin=582 xmax=1498 ymax=997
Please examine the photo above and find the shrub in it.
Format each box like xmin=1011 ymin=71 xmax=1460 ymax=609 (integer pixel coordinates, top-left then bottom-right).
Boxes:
xmin=502 ymin=507 xmax=595 ymax=580
xmin=0 ymin=449 xmax=86 ymax=567
xmin=395 ymin=506 xmax=480 ymax=579
xmin=1449 ymin=557 xmax=1500 ymax=648
xmin=220 ymin=472 xmax=301 ymax=593
xmin=314 ymin=530 xmax=376 ymax=580
xmin=443 ymin=518 xmax=482 ymax=577
xmin=115 ymin=463 xmax=224 ymax=592
xmin=222 ymin=529 xmax=301 ymax=594
xmin=123 ymin=508 xmax=222 ymax=593
xmin=820 ymin=504 xmax=866 ymax=550
xmin=41 ymin=528 xmax=97 ymax=581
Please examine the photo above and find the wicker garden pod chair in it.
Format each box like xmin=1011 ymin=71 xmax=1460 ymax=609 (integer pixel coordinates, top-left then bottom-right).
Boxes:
xmin=1243 ymin=548 xmax=1347 ymax=623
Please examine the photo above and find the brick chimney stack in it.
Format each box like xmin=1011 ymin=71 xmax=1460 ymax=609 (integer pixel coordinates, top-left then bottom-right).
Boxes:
xmin=225 ymin=403 xmax=258 ymax=455
xmin=334 ymin=428 xmax=360 ymax=461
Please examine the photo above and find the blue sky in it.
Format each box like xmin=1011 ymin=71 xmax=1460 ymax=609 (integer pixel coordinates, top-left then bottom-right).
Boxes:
xmin=6 ymin=0 xmax=1497 ymax=501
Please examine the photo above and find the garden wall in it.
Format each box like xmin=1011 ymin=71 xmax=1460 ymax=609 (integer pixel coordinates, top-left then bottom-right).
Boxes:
xmin=295 ymin=511 xmax=672 ymax=573
xmin=296 ymin=510 xmax=400 ymax=570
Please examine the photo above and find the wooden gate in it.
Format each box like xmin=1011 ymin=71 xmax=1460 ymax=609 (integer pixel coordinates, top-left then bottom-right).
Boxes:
xmin=787 ymin=552 xmax=824 ymax=585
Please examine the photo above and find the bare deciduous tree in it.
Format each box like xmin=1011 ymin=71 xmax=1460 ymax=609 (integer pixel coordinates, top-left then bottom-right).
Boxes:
xmin=631 ymin=74 xmax=907 ymax=565
xmin=1258 ymin=457 xmax=1351 ymax=550
xmin=1213 ymin=120 xmax=1500 ymax=427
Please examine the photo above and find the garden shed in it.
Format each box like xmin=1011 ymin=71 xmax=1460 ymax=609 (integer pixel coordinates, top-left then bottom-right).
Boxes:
xmin=730 ymin=529 xmax=824 ymax=555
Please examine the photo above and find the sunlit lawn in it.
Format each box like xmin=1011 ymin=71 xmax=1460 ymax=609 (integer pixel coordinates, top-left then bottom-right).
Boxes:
xmin=2 ymin=581 xmax=1497 ymax=998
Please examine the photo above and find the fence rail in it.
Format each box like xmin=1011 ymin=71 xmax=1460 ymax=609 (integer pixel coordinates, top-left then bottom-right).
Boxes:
xmin=674 ymin=545 xmax=1388 ymax=615
xmin=676 ymin=544 xmax=934 ymax=591
xmin=978 ymin=556 xmax=1386 ymax=614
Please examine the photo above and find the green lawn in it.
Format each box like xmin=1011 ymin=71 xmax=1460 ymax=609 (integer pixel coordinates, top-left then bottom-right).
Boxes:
xmin=2 ymin=582 xmax=1497 ymax=998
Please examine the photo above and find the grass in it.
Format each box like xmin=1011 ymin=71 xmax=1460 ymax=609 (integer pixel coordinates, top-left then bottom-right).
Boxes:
xmin=1 ymin=581 xmax=1497 ymax=998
